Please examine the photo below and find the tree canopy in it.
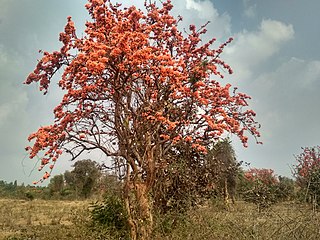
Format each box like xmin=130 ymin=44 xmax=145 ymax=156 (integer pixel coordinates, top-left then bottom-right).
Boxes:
xmin=24 ymin=0 xmax=260 ymax=238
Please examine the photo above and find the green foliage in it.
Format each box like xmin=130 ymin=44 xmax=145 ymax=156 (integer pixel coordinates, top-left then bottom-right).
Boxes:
xmin=0 ymin=180 xmax=50 ymax=200
xmin=244 ymin=180 xmax=278 ymax=211
xmin=309 ymin=169 xmax=320 ymax=199
xmin=207 ymin=139 xmax=239 ymax=202
xmin=297 ymin=168 xmax=320 ymax=207
xmin=0 ymin=160 xmax=119 ymax=201
xmin=0 ymin=180 xmax=18 ymax=198
xmin=25 ymin=192 xmax=34 ymax=201
xmin=277 ymin=176 xmax=296 ymax=201
xmin=153 ymin=143 xmax=209 ymax=213
xmin=153 ymin=210 xmax=187 ymax=237
xmin=66 ymin=159 xmax=101 ymax=199
xmin=60 ymin=188 xmax=74 ymax=197
xmin=90 ymin=193 xmax=129 ymax=239
xmin=48 ymin=174 xmax=64 ymax=195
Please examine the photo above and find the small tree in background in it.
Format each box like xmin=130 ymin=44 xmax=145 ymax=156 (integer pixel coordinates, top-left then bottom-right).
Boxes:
xmin=207 ymin=138 xmax=239 ymax=204
xmin=152 ymin=138 xmax=238 ymax=217
xmin=68 ymin=159 xmax=101 ymax=198
xmin=240 ymin=168 xmax=279 ymax=211
xmin=97 ymin=171 xmax=122 ymax=197
xmin=294 ymin=146 xmax=320 ymax=207
xmin=48 ymin=174 xmax=64 ymax=196
xmin=24 ymin=0 xmax=260 ymax=238
xmin=277 ymin=176 xmax=295 ymax=201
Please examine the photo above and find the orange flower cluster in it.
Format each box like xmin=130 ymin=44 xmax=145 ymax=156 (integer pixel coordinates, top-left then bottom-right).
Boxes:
xmin=191 ymin=143 xmax=207 ymax=154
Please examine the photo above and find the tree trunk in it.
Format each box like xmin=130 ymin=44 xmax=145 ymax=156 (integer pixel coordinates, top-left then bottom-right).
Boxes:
xmin=124 ymin=179 xmax=153 ymax=240
xmin=120 ymin=129 xmax=156 ymax=239
xmin=135 ymin=181 xmax=153 ymax=239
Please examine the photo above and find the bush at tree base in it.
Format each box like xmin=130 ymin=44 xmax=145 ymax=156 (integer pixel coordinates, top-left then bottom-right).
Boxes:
xmin=90 ymin=192 xmax=129 ymax=239
xmin=152 ymin=139 xmax=239 ymax=214
xmin=152 ymin=143 xmax=211 ymax=214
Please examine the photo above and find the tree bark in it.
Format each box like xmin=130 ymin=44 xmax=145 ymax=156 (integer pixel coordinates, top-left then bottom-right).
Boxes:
xmin=124 ymin=179 xmax=153 ymax=240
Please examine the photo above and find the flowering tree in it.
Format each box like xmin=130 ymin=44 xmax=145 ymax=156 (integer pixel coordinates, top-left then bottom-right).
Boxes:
xmin=244 ymin=168 xmax=278 ymax=186
xmin=294 ymin=146 xmax=320 ymax=204
xmin=24 ymin=0 xmax=260 ymax=239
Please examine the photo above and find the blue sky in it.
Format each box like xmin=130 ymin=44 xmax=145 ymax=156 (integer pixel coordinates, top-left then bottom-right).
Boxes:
xmin=0 ymin=0 xmax=319 ymax=184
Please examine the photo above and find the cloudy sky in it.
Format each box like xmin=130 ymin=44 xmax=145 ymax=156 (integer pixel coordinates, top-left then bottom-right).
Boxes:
xmin=0 ymin=0 xmax=319 ymax=184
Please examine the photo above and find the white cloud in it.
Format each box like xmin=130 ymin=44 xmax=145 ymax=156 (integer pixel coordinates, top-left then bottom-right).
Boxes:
xmin=243 ymin=0 xmax=257 ymax=18
xmin=232 ymin=56 xmax=320 ymax=177
xmin=0 ymin=93 xmax=27 ymax=127
xmin=244 ymin=5 xmax=256 ymax=18
xmin=253 ymin=57 xmax=320 ymax=89
xmin=0 ymin=44 xmax=27 ymax=126
xmin=185 ymin=0 xmax=219 ymax=20
xmin=0 ymin=45 xmax=8 ymax=64
xmin=247 ymin=57 xmax=320 ymax=147
xmin=300 ymin=59 xmax=320 ymax=87
xmin=172 ymin=0 xmax=231 ymax=40
xmin=224 ymin=19 xmax=294 ymax=79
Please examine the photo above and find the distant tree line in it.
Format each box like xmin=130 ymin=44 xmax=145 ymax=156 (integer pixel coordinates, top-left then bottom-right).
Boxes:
xmin=0 ymin=159 xmax=120 ymax=201
xmin=0 ymin=180 xmax=46 ymax=200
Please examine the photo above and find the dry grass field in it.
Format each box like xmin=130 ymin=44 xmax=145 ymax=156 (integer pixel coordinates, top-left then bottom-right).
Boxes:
xmin=1 ymin=198 xmax=320 ymax=240
xmin=154 ymin=201 xmax=320 ymax=240
xmin=0 ymin=198 xmax=94 ymax=240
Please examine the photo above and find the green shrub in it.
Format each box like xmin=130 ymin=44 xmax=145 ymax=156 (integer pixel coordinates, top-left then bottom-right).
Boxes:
xmin=25 ymin=192 xmax=34 ymax=201
xmin=90 ymin=193 xmax=129 ymax=239
xmin=276 ymin=176 xmax=296 ymax=201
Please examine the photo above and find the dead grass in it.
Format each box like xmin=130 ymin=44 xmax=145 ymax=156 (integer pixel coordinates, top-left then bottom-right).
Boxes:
xmin=153 ymin=201 xmax=320 ymax=240
xmin=1 ymin=198 xmax=320 ymax=239
xmin=0 ymin=198 xmax=94 ymax=240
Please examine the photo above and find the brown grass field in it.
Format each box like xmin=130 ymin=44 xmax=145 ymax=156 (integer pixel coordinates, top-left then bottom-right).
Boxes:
xmin=1 ymin=198 xmax=320 ymax=240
